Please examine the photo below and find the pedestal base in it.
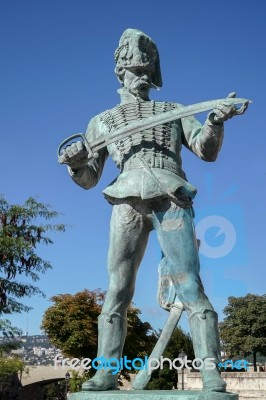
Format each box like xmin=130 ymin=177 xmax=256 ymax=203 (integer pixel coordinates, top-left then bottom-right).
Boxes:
xmin=68 ymin=390 xmax=238 ymax=400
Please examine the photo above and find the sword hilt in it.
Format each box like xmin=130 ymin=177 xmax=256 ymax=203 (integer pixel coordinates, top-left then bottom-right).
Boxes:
xmin=57 ymin=133 xmax=99 ymax=160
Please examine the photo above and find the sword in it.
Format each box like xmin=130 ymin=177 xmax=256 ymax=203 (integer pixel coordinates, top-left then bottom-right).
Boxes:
xmin=131 ymin=302 xmax=184 ymax=390
xmin=58 ymin=96 xmax=251 ymax=161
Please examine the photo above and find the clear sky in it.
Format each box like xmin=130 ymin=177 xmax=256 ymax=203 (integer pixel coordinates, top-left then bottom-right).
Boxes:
xmin=1 ymin=0 xmax=265 ymax=335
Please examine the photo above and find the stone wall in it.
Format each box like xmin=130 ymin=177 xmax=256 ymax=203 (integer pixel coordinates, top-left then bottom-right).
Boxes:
xmin=180 ymin=371 xmax=266 ymax=400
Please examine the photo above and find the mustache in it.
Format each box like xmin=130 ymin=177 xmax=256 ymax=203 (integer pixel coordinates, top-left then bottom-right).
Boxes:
xmin=133 ymin=77 xmax=150 ymax=87
xmin=132 ymin=77 xmax=159 ymax=90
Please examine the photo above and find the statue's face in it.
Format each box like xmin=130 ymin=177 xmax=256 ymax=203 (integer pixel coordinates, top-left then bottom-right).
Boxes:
xmin=123 ymin=66 xmax=153 ymax=100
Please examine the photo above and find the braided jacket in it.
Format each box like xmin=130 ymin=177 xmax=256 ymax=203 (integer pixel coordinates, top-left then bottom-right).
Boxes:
xmin=68 ymin=90 xmax=224 ymax=202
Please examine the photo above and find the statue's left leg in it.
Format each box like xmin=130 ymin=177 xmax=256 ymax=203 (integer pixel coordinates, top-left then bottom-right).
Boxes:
xmin=153 ymin=203 xmax=226 ymax=392
xmin=188 ymin=309 xmax=226 ymax=392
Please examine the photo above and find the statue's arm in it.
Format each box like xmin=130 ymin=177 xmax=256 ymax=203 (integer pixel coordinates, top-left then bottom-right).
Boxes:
xmin=181 ymin=94 xmax=246 ymax=161
xmin=63 ymin=116 xmax=108 ymax=190
xmin=181 ymin=114 xmax=224 ymax=162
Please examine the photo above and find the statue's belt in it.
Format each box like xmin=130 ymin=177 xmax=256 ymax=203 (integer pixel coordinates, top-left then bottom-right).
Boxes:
xmin=121 ymin=154 xmax=184 ymax=177
xmin=57 ymin=96 xmax=251 ymax=160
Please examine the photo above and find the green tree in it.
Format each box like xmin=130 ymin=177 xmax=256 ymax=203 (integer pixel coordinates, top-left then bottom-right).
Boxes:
xmin=67 ymin=370 xmax=90 ymax=393
xmin=0 ymin=195 xmax=66 ymax=323
xmin=41 ymin=289 xmax=157 ymax=386
xmin=0 ymin=195 xmax=65 ymax=397
xmin=43 ymin=380 xmax=65 ymax=400
xmin=219 ymin=294 xmax=266 ymax=371
xmin=0 ymin=319 xmax=21 ymax=339
xmin=146 ymin=326 xmax=194 ymax=390
xmin=0 ymin=352 xmax=25 ymax=399
xmin=41 ymin=289 xmax=105 ymax=360
xmin=0 ymin=356 xmax=25 ymax=379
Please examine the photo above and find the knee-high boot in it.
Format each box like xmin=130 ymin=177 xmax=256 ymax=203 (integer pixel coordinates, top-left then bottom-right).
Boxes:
xmin=189 ymin=309 xmax=226 ymax=392
xmin=82 ymin=312 xmax=127 ymax=391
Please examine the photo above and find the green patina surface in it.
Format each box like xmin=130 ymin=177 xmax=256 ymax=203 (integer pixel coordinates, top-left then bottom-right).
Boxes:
xmin=59 ymin=28 xmax=249 ymax=393
xmin=68 ymin=390 xmax=238 ymax=400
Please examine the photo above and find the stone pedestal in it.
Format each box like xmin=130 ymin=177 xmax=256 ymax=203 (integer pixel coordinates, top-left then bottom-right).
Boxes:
xmin=68 ymin=390 xmax=238 ymax=400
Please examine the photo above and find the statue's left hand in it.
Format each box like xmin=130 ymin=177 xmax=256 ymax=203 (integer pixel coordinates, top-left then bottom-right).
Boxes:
xmin=209 ymin=92 xmax=249 ymax=124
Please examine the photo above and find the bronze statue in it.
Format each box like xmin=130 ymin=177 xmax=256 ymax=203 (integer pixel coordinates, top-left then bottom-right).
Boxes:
xmin=58 ymin=29 xmax=249 ymax=392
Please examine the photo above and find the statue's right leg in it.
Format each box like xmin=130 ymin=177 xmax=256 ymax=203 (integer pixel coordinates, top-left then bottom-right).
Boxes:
xmin=82 ymin=201 xmax=150 ymax=391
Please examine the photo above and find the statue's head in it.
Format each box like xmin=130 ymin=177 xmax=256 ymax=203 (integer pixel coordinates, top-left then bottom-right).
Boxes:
xmin=114 ymin=29 xmax=162 ymax=99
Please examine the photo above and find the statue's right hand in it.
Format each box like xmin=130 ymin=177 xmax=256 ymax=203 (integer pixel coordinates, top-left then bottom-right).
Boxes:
xmin=58 ymin=141 xmax=89 ymax=168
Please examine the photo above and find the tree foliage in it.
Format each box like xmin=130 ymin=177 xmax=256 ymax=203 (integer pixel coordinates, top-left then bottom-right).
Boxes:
xmin=124 ymin=304 xmax=157 ymax=360
xmin=0 ymin=195 xmax=66 ymax=319
xmin=0 ymin=356 xmax=25 ymax=379
xmin=41 ymin=288 xmax=157 ymax=383
xmin=43 ymin=380 xmax=66 ymax=400
xmin=219 ymin=294 xmax=266 ymax=370
xmin=67 ymin=370 xmax=90 ymax=393
xmin=42 ymin=289 xmax=197 ymax=390
xmin=0 ymin=319 xmax=21 ymax=338
xmin=41 ymin=289 xmax=105 ymax=360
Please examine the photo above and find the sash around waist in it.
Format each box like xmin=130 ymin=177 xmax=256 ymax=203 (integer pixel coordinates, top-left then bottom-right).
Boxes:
xmin=121 ymin=155 xmax=184 ymax=178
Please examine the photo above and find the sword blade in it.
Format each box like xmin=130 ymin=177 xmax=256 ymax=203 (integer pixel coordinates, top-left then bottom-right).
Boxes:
xmin=90 ymin=97 xmax=251 ymax=155
xmin=131 ymin=303 xmax=184 ymax=390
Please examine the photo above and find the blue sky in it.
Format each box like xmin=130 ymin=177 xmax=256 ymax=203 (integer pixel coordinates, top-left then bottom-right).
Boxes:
xmin=1 ymin=0 xmax=265 ymax=335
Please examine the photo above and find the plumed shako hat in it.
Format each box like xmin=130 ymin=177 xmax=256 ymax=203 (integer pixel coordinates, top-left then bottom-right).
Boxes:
xmin=114 ymin=28 xmax=162 ymax=87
